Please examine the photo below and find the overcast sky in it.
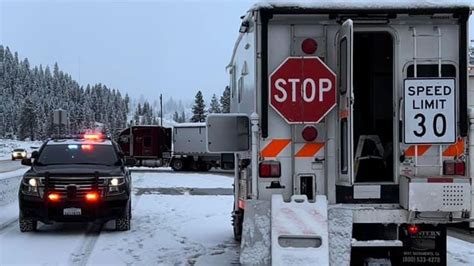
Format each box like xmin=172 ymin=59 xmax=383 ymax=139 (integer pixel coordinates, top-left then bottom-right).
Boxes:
xmin=0 ymin=0 xmax=473 ymax=103
xmin=0 ymin=0 xmax=252 ymax=102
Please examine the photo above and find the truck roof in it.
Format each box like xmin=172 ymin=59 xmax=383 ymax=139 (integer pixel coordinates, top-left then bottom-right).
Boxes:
xmin=253 ymin=0 xmax=473 ymax=11
xmin=173 ymin=122 xmax=205 ymax=128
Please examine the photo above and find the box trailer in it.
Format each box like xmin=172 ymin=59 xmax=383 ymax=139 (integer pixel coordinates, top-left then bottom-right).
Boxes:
xmin=169 ymin=123 xmax=222 ymax=171
xmin=206 ymin=1 xmax=473 ymax=265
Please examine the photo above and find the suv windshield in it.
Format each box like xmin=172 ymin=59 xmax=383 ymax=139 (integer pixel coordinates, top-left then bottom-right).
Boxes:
xmin=14 ymin=149 xmax=25 ymax=152
xmin=36 ymin=144 xmax=120 ymax=166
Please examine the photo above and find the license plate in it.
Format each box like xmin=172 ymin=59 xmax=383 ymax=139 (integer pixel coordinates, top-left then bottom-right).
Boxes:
xmin=63 ymin=208 xmax=82 ymax=216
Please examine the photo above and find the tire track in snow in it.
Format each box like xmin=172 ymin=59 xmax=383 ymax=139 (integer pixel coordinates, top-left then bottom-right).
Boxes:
xmin=68 ymin=223 xmax=103 ymax=266
xmin=0 ymin=217 xmax=18 ymax=234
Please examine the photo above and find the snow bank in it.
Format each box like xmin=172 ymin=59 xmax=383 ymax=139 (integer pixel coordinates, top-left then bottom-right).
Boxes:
xmin=0 ymin=139 xmax=43 ymax=160
xmin=254 ymin=0 xmax=474 ymax=10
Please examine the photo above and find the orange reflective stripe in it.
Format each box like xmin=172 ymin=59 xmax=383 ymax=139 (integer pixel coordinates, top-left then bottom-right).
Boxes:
xmin=260 ymin=139 xmax=291 ymax=158
xmin=295 ymin=143 xmax=324 ymax=157
xmin=443 ymin=138 xmax=464 ymax=157
xmin=405 ymin=145 xmax=431 ymax=157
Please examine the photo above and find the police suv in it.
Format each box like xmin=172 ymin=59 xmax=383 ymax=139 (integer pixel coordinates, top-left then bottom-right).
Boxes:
xmin=18 ymin=133 xmax=135 ymax=232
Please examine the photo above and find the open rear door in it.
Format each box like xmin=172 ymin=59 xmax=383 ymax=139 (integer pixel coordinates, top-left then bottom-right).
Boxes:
xmin=337 ymin=19 xmax=354 ymax=186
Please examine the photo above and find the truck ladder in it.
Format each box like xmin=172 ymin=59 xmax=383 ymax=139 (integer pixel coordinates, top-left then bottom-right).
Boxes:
xmin=410 ymin=26 xmax=444 ymax=176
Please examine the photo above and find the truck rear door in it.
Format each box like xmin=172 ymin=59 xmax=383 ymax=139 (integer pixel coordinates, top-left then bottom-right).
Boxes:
xmin=337 ymin=19 xmax=354 ymax=186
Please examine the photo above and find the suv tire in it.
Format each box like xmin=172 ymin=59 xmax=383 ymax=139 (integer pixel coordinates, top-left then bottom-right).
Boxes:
xmin=19 ymin=214 xmax=37 ymax=232
xmin=115 ymin=204 xmax=131 ymax=231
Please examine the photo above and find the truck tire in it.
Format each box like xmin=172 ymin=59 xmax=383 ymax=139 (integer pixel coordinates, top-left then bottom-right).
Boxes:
xmin=171 ymin=159 xmax=185 ymax=171
xmin=232 ymin=210 xmax=243 ymax=241
xmin=115 ymin=203 xmax=131 ymax=231
xmin=19 ymin=214 xmax=37 ymax=232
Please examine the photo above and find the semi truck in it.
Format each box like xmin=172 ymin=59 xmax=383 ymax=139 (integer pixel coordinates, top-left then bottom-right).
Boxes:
xmin=206 ymin=1 xmax=473 ymax=265
xmin=117 ymin=123 xmax=223 ymax=171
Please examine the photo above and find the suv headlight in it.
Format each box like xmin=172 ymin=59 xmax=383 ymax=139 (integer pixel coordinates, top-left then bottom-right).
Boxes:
xmin=100 ymin=176 xmax=125 ymax=194
xmin=21 ymin=177 xmax=42 ymax=196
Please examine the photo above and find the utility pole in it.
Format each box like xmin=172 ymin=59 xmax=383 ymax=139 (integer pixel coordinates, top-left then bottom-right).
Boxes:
xmin=160 ymin=94 xmax=163 ymax=127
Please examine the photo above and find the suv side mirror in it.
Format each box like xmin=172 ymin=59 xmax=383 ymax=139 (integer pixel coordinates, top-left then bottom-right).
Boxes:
xmin=124 ymin=157 xmax=136 ymax=166
xmin=21 ymin=158 xmax=32 ymax=166
xmin=31 ymin=151 xmax=39 ymax=159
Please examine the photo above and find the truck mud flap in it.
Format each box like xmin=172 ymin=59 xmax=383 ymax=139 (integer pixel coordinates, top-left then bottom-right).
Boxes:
xmin=271 ymin=195 xmax=329 ymax=266
xmin=328 ymin=207 xmax=353 ymax=266
xmin=240 ymin=200 xmax=271 ymax=266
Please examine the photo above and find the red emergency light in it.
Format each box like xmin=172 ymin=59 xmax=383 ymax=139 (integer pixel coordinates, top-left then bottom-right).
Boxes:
xmin=81 ymin=144 xmax=93 ymax=151
xmin=302 ymin=126 xmax=318 ymax=142
xmin=48 ymin=193 xmax=60 ymax=202
xmin=83 ymin=133 xmax=103 ymax=140
xmin=301 ymin=38 xmax=318 ymax=54
xmin=85 ymin=192 xmax=99 ymax=203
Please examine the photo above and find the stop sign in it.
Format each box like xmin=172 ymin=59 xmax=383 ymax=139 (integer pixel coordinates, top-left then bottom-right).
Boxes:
xmin=269 ymin=57 xmax=337 ymax=123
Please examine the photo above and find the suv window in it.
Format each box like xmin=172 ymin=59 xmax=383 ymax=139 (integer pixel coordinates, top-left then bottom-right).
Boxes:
xmin=36 ymin=144 xmax=120 ymax=166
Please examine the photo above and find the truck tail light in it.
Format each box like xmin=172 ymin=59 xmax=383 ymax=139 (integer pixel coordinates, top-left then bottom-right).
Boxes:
xmin=259 ymin=161 xmax=281 ymax=178
xmin=443 ymin=160 xmax=465 ymax=176
xmin=407 ymin=224 xmax=419 ymax=235
xmin=48 ymin=193 xmax=60 ymax=202
xmin=301 ymin=38 xmax=318 ymax=54
xmin=85 ymin=192 xmax=99 ymax=203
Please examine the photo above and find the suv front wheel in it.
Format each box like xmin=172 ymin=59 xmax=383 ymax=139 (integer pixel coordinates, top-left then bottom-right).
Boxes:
xmin=115 ymin=203 xmax=131 ymax=231
xmin=19 ymin=213 xmax=37 ymax=232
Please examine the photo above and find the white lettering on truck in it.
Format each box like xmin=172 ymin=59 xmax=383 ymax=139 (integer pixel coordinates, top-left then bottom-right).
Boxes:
xmin=273 ymin=78 xmax=333 ymax=103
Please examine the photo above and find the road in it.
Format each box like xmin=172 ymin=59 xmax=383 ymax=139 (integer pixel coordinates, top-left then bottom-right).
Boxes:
xmin=0 ymin=170 xmax=239 ymax=265
xmin=0 ymin=168 xmax=473 ymax=265
xmin=0 ymin=159 xmax=26 ymax=174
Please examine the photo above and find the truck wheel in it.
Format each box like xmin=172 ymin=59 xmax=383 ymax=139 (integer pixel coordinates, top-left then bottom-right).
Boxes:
xmin=19 ymin=214 xmax=37 ymax=232
xmin=232 ymin=210 xmax=243 ymax=241
xmin=171 ymin=159 xmax=185 ymax=171
xmin=115 ymin=203 xmax=131 ymax=231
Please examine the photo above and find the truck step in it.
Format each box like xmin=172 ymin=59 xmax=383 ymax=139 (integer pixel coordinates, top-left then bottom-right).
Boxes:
xmin=271 ymin=194 xmax=329 ymax=266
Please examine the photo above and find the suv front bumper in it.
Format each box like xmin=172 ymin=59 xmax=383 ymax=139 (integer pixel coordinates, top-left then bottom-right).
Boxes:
xmin=19 ymin=193 xmax=130 ymax=223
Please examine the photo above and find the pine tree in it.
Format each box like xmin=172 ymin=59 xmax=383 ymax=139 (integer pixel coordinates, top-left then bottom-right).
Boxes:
xmin=191 ymin=91 xmax=206 ymax=122
xmin=179 ymin=111 xmax=186 ymax=123
xmin=208 ymin=94 xmax=221 ymax=113
xmin=19 ymin=99 xmax=36 ymax=140
xmin=173 ymin=111 xmax=179 ymax=122
xmin=220 ymin=86 xmax=231 ymax=113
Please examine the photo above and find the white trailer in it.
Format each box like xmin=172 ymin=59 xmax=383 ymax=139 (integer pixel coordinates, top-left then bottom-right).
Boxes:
xmin=207 ymin=1 xmax=473 ymax=265
xmin=170 ymin=123 xmax=221 ymax=171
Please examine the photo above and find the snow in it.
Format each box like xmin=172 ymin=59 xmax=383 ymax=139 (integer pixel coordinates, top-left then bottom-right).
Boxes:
xmin=254 ymin=0 xmax=474 ymax=10
xmin=0 ymin=171 xmax=239 ymax=265
xmin=1 ymin=167 xmax=473 ymax=265
xmin=131 ymin=169 xmax=233 ymax=189
xmin=0 ymin=139 xmax=43 ymax=160
xmin=448 ymin=236 xmax=474 ymax=265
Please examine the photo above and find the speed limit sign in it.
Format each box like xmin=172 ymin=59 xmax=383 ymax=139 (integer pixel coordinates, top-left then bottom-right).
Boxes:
xmin=404 ymin=78 xmax=456 ymax=144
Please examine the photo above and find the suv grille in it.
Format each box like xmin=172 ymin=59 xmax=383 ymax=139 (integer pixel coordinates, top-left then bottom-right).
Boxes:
xmin=45 ymin=177 xmax=107 ymax=200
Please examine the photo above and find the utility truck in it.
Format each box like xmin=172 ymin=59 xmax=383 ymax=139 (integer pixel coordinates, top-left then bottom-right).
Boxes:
xmin=206 ymin=1 xmax=473 ymax=265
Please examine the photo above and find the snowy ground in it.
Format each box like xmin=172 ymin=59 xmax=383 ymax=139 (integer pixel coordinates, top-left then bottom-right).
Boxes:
xmin=0 ymin=170 xmax=239 ymax=265
xmin=0 ymin=139 xmax=43 ymax=160
xmin=0 ymin=167 xmax=473 ymax=265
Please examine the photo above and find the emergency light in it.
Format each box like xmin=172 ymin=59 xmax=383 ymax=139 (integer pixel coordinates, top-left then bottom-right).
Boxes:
xmin=83 ymin=133 xmax=103 ymax=140
xmin=47 ymin=193 xmax=60 ymax=202
xmin=301 ymin=38 xmax=318 ymax=54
